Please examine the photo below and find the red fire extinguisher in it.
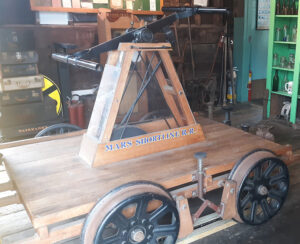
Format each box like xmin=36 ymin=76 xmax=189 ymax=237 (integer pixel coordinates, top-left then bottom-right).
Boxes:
xmin=248 ymin=70 xmax=252 ymax=102
xmin=68 ymin=95 xmax=85 ymax=129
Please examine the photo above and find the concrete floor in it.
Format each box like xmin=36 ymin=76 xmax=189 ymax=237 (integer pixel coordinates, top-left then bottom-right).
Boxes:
xmin=193 ymin=102 xmax=300 ymax=244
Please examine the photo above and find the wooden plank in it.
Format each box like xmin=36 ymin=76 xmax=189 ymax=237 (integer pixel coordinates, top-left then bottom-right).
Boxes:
xmin=193 ymin=213 xmax=221 ymax=228
xmin=0 ymin=192 xmax=20 ymax=208
xmin=0 ymin=181 xmax=14 ymax=192
xmin=1 ymin=229 xmax=37 ymax=244
xmin=177 ymin=197 xmax=194 ymax=239
xmin=30 ymin=5 xmax=163 ymax=15
xmin=0 ymin=130 xmax=84 ymax=151
xmin=0 ymin=210 xmax=32 ymax=238
xmin=149 ymin=52 xmax=185 ymax=127
xmin=94 ymin=124 xmax=205 ymax=167
xmin=0 ymin=204 xmax=24 ymax=217
xmin=176 ymin=220 xmax=236 ymax=244
xmin=99 ymin=50 xmax=135 ymax=143
xmin=159 ymin=50 xmax=196 ymax=125
xmin=118 ymin=42 xmax=172 ymax=51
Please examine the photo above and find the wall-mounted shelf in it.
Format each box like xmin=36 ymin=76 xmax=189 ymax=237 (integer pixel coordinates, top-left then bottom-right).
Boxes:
xmin=276 ymin=15 xmax=298 ymax=18
xmin=29 ymin=0 xmax=164 ymax=15
xmin=30 ymin=5 xmax=164 ymax=15
xmin=272 ymin=90 xmax=300 ymax=99
xmin=274 ymin=41 xmax=297 ymax=44
xmin=272 ymin=66 xmax=294 ymax=72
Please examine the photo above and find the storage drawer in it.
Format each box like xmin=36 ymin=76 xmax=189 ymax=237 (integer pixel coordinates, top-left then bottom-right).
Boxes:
xmin=0 ymin=119 xmax=64 ymax=141
xmin=0 ymin=51 xmax=39 ymax=65
xmin=0 ymin=64 xmax=39 ymax=78
xmin=0 ymin=89 xmax=43 ymax=106
xmin=0 ymin=30 xmax=35 ymax=52
xmin=0 ymin=75 xmax=44 ymax=92
xmin=0 ymin=97 xmax=58 ymax=128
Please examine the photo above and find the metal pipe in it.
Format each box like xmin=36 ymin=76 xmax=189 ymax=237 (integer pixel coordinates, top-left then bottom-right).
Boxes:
xmin=194 ymin=152 xmax=207 ymax=200
xmin=51 ymin=53 xmax=103 ymax=72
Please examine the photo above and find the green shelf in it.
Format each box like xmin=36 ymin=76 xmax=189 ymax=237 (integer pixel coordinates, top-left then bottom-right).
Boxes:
xmin=267 ymin=1 xmax=300 ymax=124
xmin=271 ymin=90 xmax=292 ymax=97
xmin=274 ymin=41 xmax=297 ymax=44
xmin=271 ymin=90 xmax=300 ymax=99
xmin=275 ymin=15 xmax=298 ymax=18
xmin=272 ymin=66 xmax=294 ymax=72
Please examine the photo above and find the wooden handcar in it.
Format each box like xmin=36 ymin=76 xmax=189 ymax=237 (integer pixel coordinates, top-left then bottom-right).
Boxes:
xmin=0 ymin=42 xmax=294 ymax=244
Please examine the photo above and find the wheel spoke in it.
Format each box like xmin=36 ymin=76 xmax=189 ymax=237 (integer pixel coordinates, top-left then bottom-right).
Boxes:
xmin=263 ymin=161 xmax=277 ymax=178
xmin=243 ymin=179 xmax=255 ymax=191
xmin=113 ymin=212 xmax=129 ymax=228
xmin=268 ymin=189 xmax=284 ymax=203
xmin=250 ymin=200 xmax=258 ymax=222
xmin=135 ymin=198 xmax=149 ymax=219
xmin=269 ymin=173 xmax=286 ymax=185
xmin=149 ymin=204 xmax=169 ymax=222
xmin=240 ymin=193 xmax=252 ymax=209
xmin=153 ymin=224 xmax=178 ymax=233
xmin=102 ymin=235 xmax=122 ymax=244
xmin=254 ymin=166 xmax=261 ymax=181
xmin=261 ymin=199 xmax=271 ymax=218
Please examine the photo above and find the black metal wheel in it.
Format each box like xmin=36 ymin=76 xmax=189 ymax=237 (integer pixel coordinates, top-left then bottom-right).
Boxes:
xmin=35 ymin=123 xmax=82 ymax=137
xmin=229 ymin=150 xmax=289 ymax=225
xmin=81 ymin=181 xmax=180 ymax=244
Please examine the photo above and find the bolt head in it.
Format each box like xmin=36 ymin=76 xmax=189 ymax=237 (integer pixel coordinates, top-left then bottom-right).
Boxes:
xmin=192 ymin=191 xmax=197 ymax=197
xmin=148 ymin=224 xmax=153 ymax=230
xmin=131 ymin=220 xmax=136 ymax=226
xmin=147 ymin=235 xmax=152 ymax=240
xmin=230 ymin=188 xmax=235 ymax=194
xmin=122 ymin=230 xmax=128 ymax=236
xmin=194 ymin=152 xmax=207 ymax=160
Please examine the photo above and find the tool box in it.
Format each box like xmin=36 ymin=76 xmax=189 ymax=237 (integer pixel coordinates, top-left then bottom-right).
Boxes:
xmin=0 ymin=88 xmax=43 ymax=106
xmin=0 ymin=30 xmax=35 ymax=52
xmin=0 ymin=75 xmax=44 ymax=92
xmin=0 ymin=51 xmax=39 ymax=65
xmin=0 ymin=97 xmax=58 ymax=128
xmin=0 ymin=63 xmax=38 ymax=78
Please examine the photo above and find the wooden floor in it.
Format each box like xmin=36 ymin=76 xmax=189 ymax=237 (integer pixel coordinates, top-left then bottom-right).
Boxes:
xmin=0 ymin=118 xmax=293 ymax=240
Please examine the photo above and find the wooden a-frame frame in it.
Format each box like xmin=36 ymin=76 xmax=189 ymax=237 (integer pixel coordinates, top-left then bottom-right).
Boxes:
xmin=79 ymin=43 xmax=206 ymax=167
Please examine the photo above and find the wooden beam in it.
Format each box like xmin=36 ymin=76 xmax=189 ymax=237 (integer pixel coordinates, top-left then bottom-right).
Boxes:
xmin=0 ymin=181 xmax=14 ymax=192
xmin=0 ymin=192 xmax=20 ymax=208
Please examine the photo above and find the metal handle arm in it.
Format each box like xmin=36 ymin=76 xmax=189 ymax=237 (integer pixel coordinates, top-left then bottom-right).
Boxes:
xmin=51 ymin=53 xmax=103 ymax=72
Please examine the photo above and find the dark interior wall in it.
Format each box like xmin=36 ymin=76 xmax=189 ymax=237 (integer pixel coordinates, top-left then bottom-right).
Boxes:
xmin=0 ymin=0 xmax=35 ymax=25
xmin=32 ymin=25 xmax=100 ymax=90
xmin=0 ymin=0 xmax=233 ymax=101
xmin=0 ymin=25 xmax=100 ymax=91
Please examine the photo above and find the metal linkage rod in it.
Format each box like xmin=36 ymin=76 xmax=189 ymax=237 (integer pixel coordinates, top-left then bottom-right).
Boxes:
xmin=52 ymin=7 xmax=229 ymax=71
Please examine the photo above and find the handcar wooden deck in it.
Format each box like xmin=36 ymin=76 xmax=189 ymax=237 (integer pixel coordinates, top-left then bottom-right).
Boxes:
xmin=0 ymin=116 xmax=293 ymax=243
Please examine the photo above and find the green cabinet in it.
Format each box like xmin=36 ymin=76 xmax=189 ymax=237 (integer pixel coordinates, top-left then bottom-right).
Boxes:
xmin=266 ymin=0 xmax=300 ymax=123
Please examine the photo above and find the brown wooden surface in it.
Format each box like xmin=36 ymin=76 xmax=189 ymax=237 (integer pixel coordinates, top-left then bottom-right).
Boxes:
xmin=1 ymin=117 xmax=292 ymax=230
xmin=94 ymin=124 xmax=205 ymax=167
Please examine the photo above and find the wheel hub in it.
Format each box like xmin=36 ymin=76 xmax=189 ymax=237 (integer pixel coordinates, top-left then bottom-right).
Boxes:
xmin=257 ymin=185 xmax=268 ymax=196
xmin=130 ymin=228 xmax=145 ymax=243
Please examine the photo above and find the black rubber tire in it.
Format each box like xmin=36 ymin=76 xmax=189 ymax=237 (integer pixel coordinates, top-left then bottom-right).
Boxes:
xmin=35 ymin=123 xmax=82 ymax=137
